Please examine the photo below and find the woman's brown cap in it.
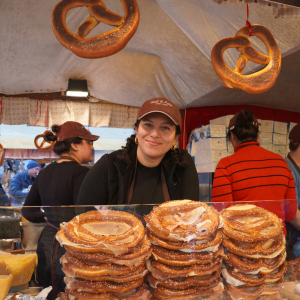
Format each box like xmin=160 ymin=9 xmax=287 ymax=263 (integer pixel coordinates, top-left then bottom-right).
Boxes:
xmin=137 ymin=97 xmax=181 ymax=126
xmin=289 ymin=123 xmax=300 ymax=143
xmin=57 ymin=121 xmax=99 ymax=142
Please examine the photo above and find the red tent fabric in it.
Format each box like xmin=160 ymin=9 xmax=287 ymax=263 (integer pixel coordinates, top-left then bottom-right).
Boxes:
xmin=179 ymin=105 xmax=300 ymax=149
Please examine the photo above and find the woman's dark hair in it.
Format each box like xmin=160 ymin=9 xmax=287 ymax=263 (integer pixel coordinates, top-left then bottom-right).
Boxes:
xmin=289 ymin=141 xmax=300 ymax=152
xmin=227 ymin=110 xmax=259 ymax=142
xmin=117 ymin=120 xmax=189 ymax=168
xmin=44 ymin=125 xmax=83 ymax=156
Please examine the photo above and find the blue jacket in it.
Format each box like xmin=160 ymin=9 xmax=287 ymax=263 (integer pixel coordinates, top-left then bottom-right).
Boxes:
xmin=11 ymin=171 xmax=35 ymax=197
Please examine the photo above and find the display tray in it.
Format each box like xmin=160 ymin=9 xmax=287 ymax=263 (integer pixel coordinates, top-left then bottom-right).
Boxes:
xmin=0 ymin=200 xmax=299 ymax=300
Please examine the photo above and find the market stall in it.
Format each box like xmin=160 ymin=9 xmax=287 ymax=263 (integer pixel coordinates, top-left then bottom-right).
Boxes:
xmin=0 ymin=0 xmax=300 ymax=299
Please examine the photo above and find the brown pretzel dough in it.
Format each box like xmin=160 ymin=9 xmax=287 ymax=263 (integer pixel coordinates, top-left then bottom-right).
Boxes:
xmin=211 ymin=25 xmax=281 ymax=94
xmin=34 ymin=131 xmax=55 ymax=152
xmin=221 ymin=204 xmax=283 ymax=242
xmin=145 ymin=200 xmax=220 ymax=242
xmin=51 ymin=0 xmax=139 ymax=58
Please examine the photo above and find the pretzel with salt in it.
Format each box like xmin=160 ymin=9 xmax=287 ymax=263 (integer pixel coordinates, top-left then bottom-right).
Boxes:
xmin=51 ymin=0 xmax=139 ymax=58
xmin=147 ymin=272 xmax=222 ymax=290
xmin=211 ymin=25 xmax=281 ymax=94
xmin=224 ymin=278 xmax=283 ymax=300
xmin=225 ymin=250 xmax=286 ymax=274
xmin=56 ymin=210 xmax=145 ymax=255
xmin=225 ymin=261 xmax=286 ymax=286
xmin=145 ymin=200 xmax=220 ymax=242
xmin=221 ymin=204 xmax=283 ymax=242
xmin=222 ymin=233 xmax=285 ymax=258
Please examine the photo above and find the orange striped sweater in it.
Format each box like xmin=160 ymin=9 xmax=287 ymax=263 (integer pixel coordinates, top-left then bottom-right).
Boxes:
xmin=212 ymin=141 xmax=297 ymax=234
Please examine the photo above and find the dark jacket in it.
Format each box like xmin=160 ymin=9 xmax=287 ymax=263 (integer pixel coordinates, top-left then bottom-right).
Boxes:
xmin=11 ymin=171 xmax=35 ymax=197
xmin=77 ymin=146 xmax=199 ymax=205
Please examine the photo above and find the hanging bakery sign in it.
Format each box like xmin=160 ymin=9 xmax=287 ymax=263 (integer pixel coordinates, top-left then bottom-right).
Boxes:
xmin=211 ymin=25 xmax=281 ymax=94
xmin=51 ymin=0 xmax=140 ymax=59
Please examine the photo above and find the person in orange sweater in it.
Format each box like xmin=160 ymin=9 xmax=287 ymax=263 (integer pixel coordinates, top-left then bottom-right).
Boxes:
xmin=211 ymin=109 xmax=300 ymax=236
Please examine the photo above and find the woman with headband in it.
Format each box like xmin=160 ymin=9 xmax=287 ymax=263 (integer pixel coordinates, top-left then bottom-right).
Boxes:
xmin=22 ymin=121 xmax=99 ymax=298
xmin=77 ymin=97 xmax=199 ymax=205
xmin=211 ymin=109 xmax=300 ymax=236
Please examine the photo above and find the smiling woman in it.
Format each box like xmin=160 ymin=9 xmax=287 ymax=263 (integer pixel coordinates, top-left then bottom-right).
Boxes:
xmin=77 ymin=98 xmax=199 ymax=205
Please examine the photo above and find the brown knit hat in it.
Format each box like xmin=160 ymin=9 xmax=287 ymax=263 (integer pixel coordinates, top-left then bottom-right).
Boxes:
xmin=137 ymin=97 xmax=181 ymax=126
xmin=289 ymin=123 xmax=300 ymax=143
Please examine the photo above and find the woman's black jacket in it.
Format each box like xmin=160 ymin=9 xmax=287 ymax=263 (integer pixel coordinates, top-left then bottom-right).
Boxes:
xmin=77 ymin=146 xmax=199 ymax=205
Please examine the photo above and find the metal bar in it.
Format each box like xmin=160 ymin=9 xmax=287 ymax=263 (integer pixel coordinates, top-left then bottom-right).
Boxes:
xmin=267 ymin=0 xmax=300 ymax=8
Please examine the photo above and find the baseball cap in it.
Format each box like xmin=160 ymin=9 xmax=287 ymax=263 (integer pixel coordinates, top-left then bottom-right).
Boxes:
xmin=57 ymin=121 xmax=99 ymax=142
xmin=289 ymin=123 xmax=300 ymax=143
xmin=137 ymin=97 xmax=181 ymax=126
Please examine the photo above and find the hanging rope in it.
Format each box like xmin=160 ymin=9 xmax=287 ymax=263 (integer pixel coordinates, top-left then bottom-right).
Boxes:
xmin=246 ymin=3 xmax=252 ymax=36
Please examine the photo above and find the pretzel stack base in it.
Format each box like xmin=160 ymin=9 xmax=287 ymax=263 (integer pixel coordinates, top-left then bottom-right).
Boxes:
xmin=145 ymin=200 xmax=225 ymax=300
xmin=55 ymin=210 xmax=152 ymax=300
xmin=220 ymin=204 xmax=287 ymax=300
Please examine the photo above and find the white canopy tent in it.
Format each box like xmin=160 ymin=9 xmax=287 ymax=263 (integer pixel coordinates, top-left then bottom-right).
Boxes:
xmin=0 ymin=0 xmax=300 ymax=112
xmin=0 ymin=125 xmax=134 ymax=150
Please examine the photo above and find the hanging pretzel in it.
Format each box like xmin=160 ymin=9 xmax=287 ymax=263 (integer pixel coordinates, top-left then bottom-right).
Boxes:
xmin=34 ymin=131 xmax=55 ymax=152
xmin=0 ymin=143 xmax=4 ymax=167
xmin=51 ymin=0 xmax=140 ymax=58
xmin=211 ymin=25 xmax=281 ymax=94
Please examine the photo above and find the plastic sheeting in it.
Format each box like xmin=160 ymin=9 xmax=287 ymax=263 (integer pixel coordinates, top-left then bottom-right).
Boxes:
xmin=0 ymin=1 xmax=300 ymax=111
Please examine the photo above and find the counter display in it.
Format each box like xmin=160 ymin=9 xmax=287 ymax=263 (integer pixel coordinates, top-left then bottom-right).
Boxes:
xmin=0 ymin=200 xmax=299 ymax=300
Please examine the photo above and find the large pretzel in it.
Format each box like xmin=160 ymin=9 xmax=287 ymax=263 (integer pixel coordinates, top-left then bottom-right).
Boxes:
xmin=211 ymin=25 xmax=281 ymax=94
xmin=220 ymin=204 xmax=283 ymax=242
xmin=51 ymin=0 xmax=139 ymax=58
xmin=34 ymin=131 xmax=55 ymax=152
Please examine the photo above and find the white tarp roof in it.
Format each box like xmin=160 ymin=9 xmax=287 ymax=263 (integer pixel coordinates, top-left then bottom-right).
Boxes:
xmin=0 ymin=125 xmax=134 ymax=150
xmin=0 ymin=0 xmax=300 ymax=111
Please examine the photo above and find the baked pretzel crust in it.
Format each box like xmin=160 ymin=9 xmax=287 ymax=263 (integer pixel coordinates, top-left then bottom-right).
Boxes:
xmin=65 ymin=237 xmax=151 ymax=266
xmin=226 ymin=250 xmax=286 ymax=274
xmin=146 ymin=256 xmax=222 ymax=279
xmin=34 ymin=131 xmax=55 ymax=152
xmin=222 ymin=233 xmax=285 ymax=258
xmin=56 ymin=210 xmax=145 ymax=255
xmin=211 ymin=25 xmax=281 ymax=94
xmin=148 ymin=230 xmax=222 ymax=252
xmin=147 ymin=271 xmax=222 ymax=289
xmin=51 ymin=0 xmax=139 ymax=58
xmin=145 ymin=200 xmax=220 ymax=242
xmin=225 ymin=261 xmax=286 ymax=286
xmin=224 ymin=278 xmax=283 ymax=300
xmin=221 ymin=205 xmax=283 ymax=242
xmin=152 ymin=244 xmax=225 ymax=266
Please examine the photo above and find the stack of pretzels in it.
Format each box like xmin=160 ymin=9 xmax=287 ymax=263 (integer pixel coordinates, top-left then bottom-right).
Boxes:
xmin=220 ymin=204 xmax=286 ymax=300
xmin=145 ymin=200 xmax=225 ymax=300
xmin=56 ymin=210 xmax=152 ymax=299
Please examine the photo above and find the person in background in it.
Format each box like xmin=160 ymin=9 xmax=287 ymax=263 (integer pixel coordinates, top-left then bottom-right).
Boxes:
xmin=211 ymin=110 xmax=300 ymax=239
xmin=0 ymin=182 xmax=10 ymax=206
xmin=286 ymin=123 xmax=300 ymax=206
xmin=285 ymin=122 xmax=300 ymax=259
xmin=77 ymin=97 xmax=199 ymax=206
xmin=22 ymin=121 xmax=99 ymax=300
xmin=10 ymin=160 xmax=40 ymax=197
